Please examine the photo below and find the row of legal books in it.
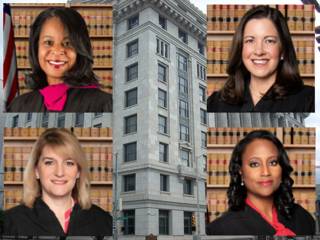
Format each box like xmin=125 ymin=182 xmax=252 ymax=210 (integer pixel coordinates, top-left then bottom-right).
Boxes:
xmin=283 ymin=127 xmax=315 ymax=145
xmin=207 ymin=40 xmax=315 ymax=74
xmin=11 ymin=9 xmax=112 ymax=37
xmin=77 ymin=10 xmax=113 ymax=36
xmin=207 ymin=192 xmax=316 ymax=221
xmin=4 ymin=127 xmax=113 ymax=137
xmin=18 ymin=70 xmax=113 ymax=95
xmin=207 ymin=127 xmax=276 ymax=145
xmin=207 ymin=5 xmax=314 ymax=32
xmin=4 ymin=189 xmax=113 ymax=212
xmin=4 ymin=146 xmax=114 ymax=182
xmin=207 ymin=80 xmax=315 ymax=97
xmin=206 ymin=153 xmax=315 ymax=185
xmin=15 ymin=40 xmax=113 ymax=67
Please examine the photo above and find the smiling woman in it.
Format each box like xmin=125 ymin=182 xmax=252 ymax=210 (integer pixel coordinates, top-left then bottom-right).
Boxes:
xmin=4 ymin=128 xmax=112 ymax=236
xmin=207 ymin=5 xmax=314 ymax=112
xmin=7 ymin=7 xmax=112 ymax=112
xmin=206 ymin=130 xmax=315 ymax=235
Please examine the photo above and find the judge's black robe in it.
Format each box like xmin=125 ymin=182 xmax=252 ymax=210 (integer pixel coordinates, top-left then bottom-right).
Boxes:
xmin=4 ymin=198 xmax=113 ymax=236
xmin=207 ymin=80 xmax=314 ymax=112
xmin=206 ymin=203 xmax=315 ymax=235
xmin=7 ymin=88 xmax=113 ymax=112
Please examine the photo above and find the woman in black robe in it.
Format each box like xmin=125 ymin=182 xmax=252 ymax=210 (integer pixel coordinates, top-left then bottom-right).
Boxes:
xmin=206 ymin=130 xmax=315 ymax=235
xmin=7 ymin=7 xmax=112 ymax=112
xmin=4 ymin=128 xmax=112 ymax=236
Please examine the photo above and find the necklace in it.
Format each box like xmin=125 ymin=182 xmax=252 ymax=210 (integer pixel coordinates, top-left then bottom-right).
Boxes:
xmin=58 ymin=197 xmax=74 ymax=223
xmin=249 ymin=87 xmax=265 ymax=98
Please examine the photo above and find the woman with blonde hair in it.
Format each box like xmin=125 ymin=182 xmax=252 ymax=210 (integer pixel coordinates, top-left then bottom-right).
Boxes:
xmin=4 ymin=128 xmax=112 ymax=236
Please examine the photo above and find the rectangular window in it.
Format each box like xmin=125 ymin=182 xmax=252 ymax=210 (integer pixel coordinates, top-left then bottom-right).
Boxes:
xmin=13 ymin=115 xmax=19 ymax=127
xmin=124 ymin=174 xmax=135 ymax=192
xmin=159 ymin=16 xmax=166 ymax=30
xmin=94 ymin=112 xmax=102 ymax=117
xmin=94 ymin=123 xmax=102 ymax=128
xmin=197 ymin=63 xmax=206 ymax=81
xmin=199 ymin=86 xmax=206 ymax=102
xmin=178 ymin=54 xmax=187 ymax=71
xmin=75 ymin=113 xmax=84 ymax=127
xmin=42 ymin=113 xmax=49 ymax=127
xmin=203 ymin=155 xmax=207 ymax=172
xmin=159 ymin=210 xmax=169 ymax=235
xmin=156 ymin=38 xmax=169 ymax=59
xmin=158 ymin=115 xmax=167 ymax=134
xmin=179 ymin=100 xmax=189 ymax=118
xmin=125 ymin=88 xmax=138 ymax=107
xmin=181 ymin=149 xmax=189 ymax=167
xmin=124 ymin=210 xmax=135 ymax=235
xmin=178 ymin=77 xmax=188 ymax=94
xmin=183 ymin=179 xmax=192 ymax=195
xmin=127 ymin=40 xmax=138 ymax=57
xmin=126 ymin=63 xmax=138 ymax=82
xmin=178 ymin=29 xmax=187 ymax=44
xmin=201 ymin=131 xmax=207 ymax=147
xmin=124 ymin=142 xmax=137 ymax=162
xmin=158 ymin=64 xmax=166 ymax=82
xmin=128 ymin=15 xmax=139 ymax=30
xmin=57 ymin=113 xmax=65 ymax=128
xmin=184 ymin=212 xmax=192 ymax=235
xmin=159 ymin=143 xmax=168 ymax=162
xmin=125 ymin=114 xmax=137 ymax=134
xmin=158 ymin=89 xmax=167 ymax=108
xmin=180 ymin=124 xmax=189 ymax=142
xmin=200 ymin=109 xmax=207 ymax=124
xmin=160 ymin=174 xmax=168 ymax=192
xmin=27 ymin=113 xmax=32 ymax=121
xmin=198 ymin=42 xmax=204 ymax=55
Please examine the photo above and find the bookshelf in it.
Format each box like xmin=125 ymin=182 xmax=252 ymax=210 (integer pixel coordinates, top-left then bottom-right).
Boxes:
xmin=206 ymin=127 xmax=316 ymax=222
xmin=206 ymin=4 xmax=315 ymax=98
xmin=9 ymin=3 xmax=113 ymax=95
xmin=4 ymin=127 xmax=113 ymax=214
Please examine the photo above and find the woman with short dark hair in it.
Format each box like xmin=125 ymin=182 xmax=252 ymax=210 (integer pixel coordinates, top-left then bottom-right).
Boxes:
xmin=206 ymin=130 xmax=315 ymax=235
xmin=207 ymin=5 xmax=314 ymax=112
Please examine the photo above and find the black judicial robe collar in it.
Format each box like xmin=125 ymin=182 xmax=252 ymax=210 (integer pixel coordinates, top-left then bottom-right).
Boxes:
xmin=7 ymin=88 xmax=113 ymax=112
xmin=207 ymin=78 xmax=314 ymax=112
xmin=4 ymin=197 xmax=113 ymax=236
xmin=206 ymin=203 xmax=315 ymax=235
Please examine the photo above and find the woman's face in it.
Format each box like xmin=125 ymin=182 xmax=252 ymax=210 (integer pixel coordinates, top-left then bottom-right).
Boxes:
xmin=239 ymin=139 xmax=282 ymax=202
xmin=35 ymin=145 xmax=80 ymax=200
xmin=38 ymin=17 xmax=77 ymax=85
xmin=242 ymin=18 xmax=282 ymax=83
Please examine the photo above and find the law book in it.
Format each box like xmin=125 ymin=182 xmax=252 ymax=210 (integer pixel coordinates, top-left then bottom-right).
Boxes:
xmin=26 ymin=11 xmax=31 ymax=36
xmin=228 ymin=5 xmax=236 ymax=31
xmin=207 ymin=40 xmax=213 ymax=74
xmin=221 ymin=41 xmax=230 ymax=74
xmin=221 ymin=5 xmax=228 ymax=30
xmin=295 ymin=5 xmax=304 ymax=31
xmin=300 ymin=127 xmax=308 ymax=144
xmin=19 ymin=11 xmax=26 ymax=35
xmin=287 ymin=5 xmax=296 ymax=31
xmin=107 ymin=10 xmax=113 ymax=35
xmin=305 ymin=41 xmax=314 ymax=74
xmin=308 ymin=127 xmax=315 ymax=144
xmin=276 ymin=5 xmax=286 ymax=17
xmin=213 ymin=5 xmax=221 ymax=31
xmin=102 ymin=11 xmax=108 ymax=35
xmin=283 ymin=127 xmax=292 ymax=144
xmin=90 ymin=190 xmax=100 ymax=207
xmin=207 ymin=5 xmax=213 ymax=31
xmin=293 ymin=127 xmax=301 ymax=144
xmin=96 ymin=11 xmax=102 ymax=35
xmin=297 ymin=41 xmax=305 ymax=74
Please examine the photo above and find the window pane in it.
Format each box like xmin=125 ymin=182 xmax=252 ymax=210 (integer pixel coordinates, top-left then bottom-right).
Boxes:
xmin=179 ymin=77 xmax=188 ymax=94
xmin=125 ymin=142 xmax=136 ymax=162
xmin=178 ymin=54 xmax=187 ymax=71
xmin=160 ymin=174 xmax=168 ymax=191
xmin=159 ymin=143 xmax=167 ymax=162
xmin=180 ymin=125 xmax=189 ymax=142
xmin=158 ymin=89 xmax=167 ymax=107
xmin=124 ymin=174 xmax=135 ymax=191
xmin=124 ymin=210 xmax=135 ymax=235
xmin=179 ymin=100 xmax=189 ymax=118
xmin=158 ymin=65 xmax=166 ymax=82
xmin=126 ymin=88 xmax=138 ymax=107
xmin=128 ymin=15 xmax=139 ymax=30
xmin=128 ymin=40 xmax=138 ymax=57
xmin=158 ymin=115 xmax=167 ymax=134
xmin=127 ymin=64 xmax=138 ymax=82
xmin=159 ymin=16 xmax=166 ymax=29
xmin=125 ymin=115 xmax=137 ymax=134
xmin=201 ymin=131 xmax=207 ymax=147
xmin=181 ymin=149 xmax=189 ymax=167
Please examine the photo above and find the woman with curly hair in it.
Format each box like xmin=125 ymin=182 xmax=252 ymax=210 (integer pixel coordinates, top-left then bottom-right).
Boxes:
xmin=206 ymin=130 xmax=315 ymax=235
xmin=207 ymin=5 xmax=314 ymax=112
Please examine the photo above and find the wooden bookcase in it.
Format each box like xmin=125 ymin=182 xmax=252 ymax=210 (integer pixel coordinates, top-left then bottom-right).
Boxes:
xmin=9 ymin=3 xmax=113 ymax=95
xmin=4 ymin=127 xmax=113 ymax=214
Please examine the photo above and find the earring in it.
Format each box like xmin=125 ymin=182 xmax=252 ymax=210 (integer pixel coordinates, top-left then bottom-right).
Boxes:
xmin=241 ymin=181 xmax=244 ymax=186
xmin=36 ymin=176 xmax=39 ymax=179
xmin=77 ymin=176 xmax=80 ymax=179
xmin=281 ymin=56 xmax=284 ymax=60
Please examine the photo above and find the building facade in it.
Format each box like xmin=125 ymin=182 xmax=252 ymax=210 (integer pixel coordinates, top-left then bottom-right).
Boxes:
xmin=111 ymin=0 xmax=207 ymax=237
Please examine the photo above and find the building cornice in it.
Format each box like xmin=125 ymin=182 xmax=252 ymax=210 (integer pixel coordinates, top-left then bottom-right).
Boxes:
xmin=113 ymin=0 xmax=206 ymax=42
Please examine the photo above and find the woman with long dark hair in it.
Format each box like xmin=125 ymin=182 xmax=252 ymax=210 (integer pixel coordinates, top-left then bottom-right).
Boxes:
xmin=206 ymin=130 xmax=315 ymax=235
xmin=207 ymin=5 xmax=314 ymax=112
xmin=7 ymin=7 xmax=112 ymax=112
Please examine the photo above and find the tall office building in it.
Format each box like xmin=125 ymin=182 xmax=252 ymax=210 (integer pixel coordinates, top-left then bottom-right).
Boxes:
xmin=111 ymin=0 xmax=208 ymax=237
